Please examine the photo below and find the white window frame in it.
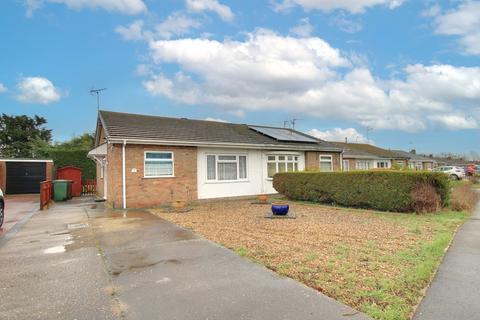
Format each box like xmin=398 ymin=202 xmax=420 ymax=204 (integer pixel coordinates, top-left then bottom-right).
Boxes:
xmin=356 ymin=160 xmax=371 ymax=170
xmin=206 ymin=154 xmax=248 ymax=182
xmin=376 ymin=160 xmax=389 ymax=169
xmin=266 ymin=154 xmax=300 ymax=179
xmin=396 ymin=160 xmax=405 ymax=168
xmin=342 ymin=160 xmax=349 ymax=171
xmin=144 ymin=151 xmax=174 ymax=178
xmin=319 ymin=155 xmax=333 ymax=172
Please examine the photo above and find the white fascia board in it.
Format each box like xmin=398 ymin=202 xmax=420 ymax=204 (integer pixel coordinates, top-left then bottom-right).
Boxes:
xmin=0 ymin=159 xmax=53 ymax=163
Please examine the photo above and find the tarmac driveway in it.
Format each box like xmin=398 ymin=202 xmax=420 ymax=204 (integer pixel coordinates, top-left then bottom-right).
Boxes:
xmin=0 ymin=198 xmax=370 ymax=320
xmin=0 ymin=194 xmax=38 ymax=239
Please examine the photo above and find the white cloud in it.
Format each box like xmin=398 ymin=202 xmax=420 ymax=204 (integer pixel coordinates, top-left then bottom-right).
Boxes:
xmin=140 ymin=29 xmax=480 ymax=132
xmin=272 ymin=0 xmax=404 ymax=14
xmin=0 ymin=83 xmax=7 ymax=93
xmin=16 ymin=77 xmax=62 ymax=104
xmin=430 ymin=1 xmax=480 ymax=55
xmin=186 ymin=0 xmax=234 ymax=21
xmin=205 ymin=117 xmax=228 ymax=122
xmin=24 ymin=0 xmax=147 ymax=16
xmin=289 ymin=18 xmax=313 ymax=37
xmin=429 ymin=114 xmax=478 ymax=130
xmin=307 ymin=128 xmax=371 ymax=143
xmin=116 ymin=13 xmax=201 ymax=41
xmin=330 ymin=13 xmax=363 ymax=33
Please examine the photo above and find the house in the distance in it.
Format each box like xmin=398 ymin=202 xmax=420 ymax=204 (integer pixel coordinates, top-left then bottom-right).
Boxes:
xmin=335 ymin=142 xmax=409 ymax=170
xmin=88 ymin=111 xmax=343 ymax=209
xmin=391 ymin=150 xmax=435 ymax=170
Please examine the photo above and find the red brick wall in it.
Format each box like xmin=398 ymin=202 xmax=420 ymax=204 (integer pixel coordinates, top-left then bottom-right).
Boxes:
xmin=46 ymin=162 xmax=53 ymax=181
xmin=305 ymin=151 xmax=341 ymax=171
xmin=107 ymin=144 xmax=197 ymax=208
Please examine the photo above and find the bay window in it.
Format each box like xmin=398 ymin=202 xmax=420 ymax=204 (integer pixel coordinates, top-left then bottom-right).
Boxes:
xmin=267 ymin=155 xmax=299 ymax=178
xmin=144 ymin=151 xmax=174 ymax=177
xmin=207 ymin=154 xmax=247 ymax=181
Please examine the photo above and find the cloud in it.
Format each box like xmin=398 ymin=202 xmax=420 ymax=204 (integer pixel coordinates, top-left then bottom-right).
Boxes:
xmin=16 ymin=76 xmax=62 ymax=104
xmin=140 ymin=29 xmax=480 ymax=132
xmin=430 ymin=1 xmax=480 ymax=55
xmin=330 ymin=13 xmax=363 ymax=33
xmin=429 ymin=114 xmax=478 ymax=130
xmin=116 ymin=13 xmax=201 ymax=41
xmin=24 ymin=0 xmax=147 ymax=16
xmin=307 ymin=128 xmax=371 ymax=143
xmin=186 ymin=0 xmax=234 ymax=21
xmin=0 ymin=83 xmax=7 ymax=93
xmin=272 ymin=0 xmax=404 ymax=14
xmin=289 ymin=18 xmax=313 ymax=37
xmin=205 ymin=117 xmax=228 ymax=122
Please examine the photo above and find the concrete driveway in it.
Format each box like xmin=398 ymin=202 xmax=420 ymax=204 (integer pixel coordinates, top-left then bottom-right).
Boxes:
xmin=0 ymin=194 xmax=38 ymax=239
xmin=0 ymin=198 xmax=370 ymax=320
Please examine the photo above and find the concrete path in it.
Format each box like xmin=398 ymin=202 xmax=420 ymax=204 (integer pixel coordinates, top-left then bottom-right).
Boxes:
xmin=0 ymin=194 xmax=38 ymax=239
xmin=0 ymin=197 xmax=370 ymax=320
xmin=414 ymin=201 xmax=480 ymax=320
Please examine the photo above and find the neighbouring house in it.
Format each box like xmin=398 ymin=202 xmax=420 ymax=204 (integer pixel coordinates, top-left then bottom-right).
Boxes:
xmin=391 ymin=150 xmax=435 ymax=170
xmin=88 ymin=111 xmax=343 ymax=209
xmin=0 ymin=159 xmax=54 ymax=194
xmin=335 ymin=142 xmax=409 ymax=170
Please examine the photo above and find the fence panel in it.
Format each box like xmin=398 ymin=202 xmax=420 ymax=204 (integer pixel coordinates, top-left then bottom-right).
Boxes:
xmin=40 ymin=180 xmax=53 ymax=210
xmin=82 ymin=179 xmax=97 ymax=195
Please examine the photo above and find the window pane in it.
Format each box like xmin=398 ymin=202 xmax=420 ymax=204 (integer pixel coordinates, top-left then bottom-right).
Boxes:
xmin=287 ymin=162 xmax=293 ymax=172
xmin=207 ymin=155 xmax=216 ymax=180
xmin=320 ymin=162 xmax=332 ymax=172
xmin=287 ymin=156 xmax=293 ymax=161
xmin=320 ymin=156 xmax=332 ymax=161
xmin=239 ymin=156 xmax=247 ymax=179
xmin=146 ymin=152 xmax=172 ymax=159
xmin=267 ymin=156 xmax=275 ymax=161
xmin=278 ymin=156 xmax=285 ymax=161
xmin=218 ymin=155 xmax=236 ymax=161
xmin=145 ymin=161 xmax=173 ymax=176
xmin=218 ymin=162 xmax=237 ymax=180
xmin=294 ymin=156 xmax=298 ymax=161
xmin=294 ymin=163 xmax=298 ymax=171
xmin=267 ymin=163 xmax=276 ymax=178
xmin=278 ymin=162 xmax=286 ymax=173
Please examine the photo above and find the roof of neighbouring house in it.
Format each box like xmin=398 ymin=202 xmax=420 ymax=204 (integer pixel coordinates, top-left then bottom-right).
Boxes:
xmin=335 ymin=142 xmax=409 ymax=159
xmin=97 ymin=110 xmax=343 ymax=151
xmin=391 ymin=150 xmax=435 ymax=162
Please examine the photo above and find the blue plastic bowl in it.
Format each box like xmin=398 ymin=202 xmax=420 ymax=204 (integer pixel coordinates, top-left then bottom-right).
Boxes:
xmin=271 ymin=203 xmax=289 ymax=215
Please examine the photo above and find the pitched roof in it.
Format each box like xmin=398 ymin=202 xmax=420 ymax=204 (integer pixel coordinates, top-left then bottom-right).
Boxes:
xmin=98 ymin=110 xmax=342 ymax=151
xmin=335 ymin=142 xmax=409 ymax=159
xmin=391 ymin=150 xmax=435 ymax=162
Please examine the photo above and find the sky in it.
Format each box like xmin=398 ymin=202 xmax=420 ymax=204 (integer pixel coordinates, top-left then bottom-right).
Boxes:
xmin=0 ymin=0 xmax=479 ymax=155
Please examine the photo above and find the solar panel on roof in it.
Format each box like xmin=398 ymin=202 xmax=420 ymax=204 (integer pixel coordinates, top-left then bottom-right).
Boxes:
xmin=249 ymin=126 xmax=318 ymax=143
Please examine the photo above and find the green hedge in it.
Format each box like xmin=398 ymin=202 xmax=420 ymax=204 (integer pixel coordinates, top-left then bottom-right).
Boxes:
xmin=273 ymin=171 xmax=450 ymax=212
xmin=49 ymin=149 xmax=96 ymax=179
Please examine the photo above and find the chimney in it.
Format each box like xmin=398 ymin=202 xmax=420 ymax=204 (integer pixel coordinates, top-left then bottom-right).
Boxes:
xmin=410 ymin=149 xmax=416 ymax=154
xmin=345 ymin=137 xmax=348 ymax=143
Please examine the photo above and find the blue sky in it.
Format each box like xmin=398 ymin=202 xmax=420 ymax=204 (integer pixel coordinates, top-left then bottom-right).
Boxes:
xmin=1 ymin=0 xmax=479 ymax=156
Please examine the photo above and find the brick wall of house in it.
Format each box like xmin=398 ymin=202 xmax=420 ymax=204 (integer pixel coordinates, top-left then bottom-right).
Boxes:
xmin=107 ymin=144 xmax=197 ymax=208
xmin=46 ymin=162 xmax=53 ymax=181
xmin=0 ymin=161 xmax=5 ymax=191
xmin=305 ymin=151 xmax=341 ymax=171
xmin=342 ymin=158 xmax=357 ymax=171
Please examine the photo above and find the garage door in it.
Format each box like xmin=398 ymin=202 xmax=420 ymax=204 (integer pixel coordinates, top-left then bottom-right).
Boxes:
xmin=6 ymin=162 xmax=46 ymax=194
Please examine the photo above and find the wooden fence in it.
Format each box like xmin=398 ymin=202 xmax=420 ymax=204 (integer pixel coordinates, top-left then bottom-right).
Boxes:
xmin=82 ymin=179 xmax=97 ymax=195
xmin=40 ymin=180 xmax=53 ymax=210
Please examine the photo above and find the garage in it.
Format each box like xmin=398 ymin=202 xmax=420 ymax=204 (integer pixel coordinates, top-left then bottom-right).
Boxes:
xmin=0 ymin=159 xmax=53 ymax=194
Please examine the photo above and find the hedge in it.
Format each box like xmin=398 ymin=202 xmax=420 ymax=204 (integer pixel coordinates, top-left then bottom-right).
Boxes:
xmin=272 ymin=171 xmax=450 ymax=212
xmin=48 ymin=149 xmax=96 ymax=179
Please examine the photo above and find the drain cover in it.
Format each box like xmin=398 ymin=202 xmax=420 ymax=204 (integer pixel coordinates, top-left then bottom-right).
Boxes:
xmin=67 ymin=223 xmax=89 ymax=230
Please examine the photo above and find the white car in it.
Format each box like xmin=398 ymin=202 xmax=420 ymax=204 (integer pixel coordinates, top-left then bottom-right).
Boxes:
xmin=433 ymin=166 xmax=465 ymax=180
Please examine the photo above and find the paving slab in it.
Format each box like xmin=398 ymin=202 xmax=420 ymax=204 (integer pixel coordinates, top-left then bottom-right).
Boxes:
xmin=414 ymin=201 xmax=480 ymax=320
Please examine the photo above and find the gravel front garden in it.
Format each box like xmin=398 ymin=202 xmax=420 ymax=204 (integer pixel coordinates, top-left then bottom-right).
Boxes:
xmin=151 ymin=198 xmax=467 ymax=320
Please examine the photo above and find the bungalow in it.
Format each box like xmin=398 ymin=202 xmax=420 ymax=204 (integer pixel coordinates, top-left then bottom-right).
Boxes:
xmin=335 ymin=142 xmax=409 ymax=170
xmin=88 ymin=111 xmax=343 ymax=209
xmin=391 ymin=150 xmax=435 ymax=170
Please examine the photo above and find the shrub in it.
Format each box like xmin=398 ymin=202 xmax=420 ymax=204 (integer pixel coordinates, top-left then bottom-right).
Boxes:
xmin=450 ymin=184 xmax=480 ymax=212
xmin=273 ymin=171 xmax=450 ymax=213
xmin=48 ymin=149 xmax=96 ymax=179
xmin=411 ymin=182 xmax=441 ymax=213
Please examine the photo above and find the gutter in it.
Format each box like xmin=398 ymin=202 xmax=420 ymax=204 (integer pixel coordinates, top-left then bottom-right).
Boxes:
xmin=107 ymin=137 xmax=343 ymax=153
xmin=122 ymin=139 xmax=127 ymax=209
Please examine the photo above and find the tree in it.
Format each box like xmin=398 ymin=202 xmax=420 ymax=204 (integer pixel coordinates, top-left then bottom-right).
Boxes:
xmin=0 ymin=114 xmax=52 ymax=158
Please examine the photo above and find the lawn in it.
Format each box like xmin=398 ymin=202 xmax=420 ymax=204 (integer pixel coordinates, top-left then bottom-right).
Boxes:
xmin=152 ymin=199 xmax=468 ymax=320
